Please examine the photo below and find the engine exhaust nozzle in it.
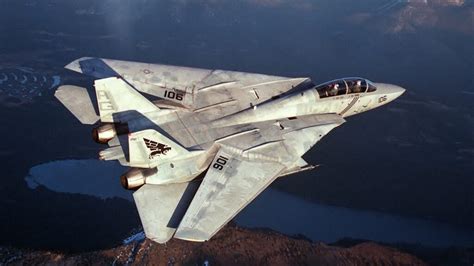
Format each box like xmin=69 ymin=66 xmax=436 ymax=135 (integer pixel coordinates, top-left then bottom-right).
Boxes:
xmin=92 ymin=123 xmax=129 ymax=144
xmin=120 ymin=168 xmax=158 ymax=190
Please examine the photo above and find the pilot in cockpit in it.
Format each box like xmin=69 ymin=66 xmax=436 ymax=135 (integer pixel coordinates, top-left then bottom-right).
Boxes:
xmin=352 ymin=80 xmax=362 ymax=93
xmin=329 ymin=84 xmax=339 ymax=96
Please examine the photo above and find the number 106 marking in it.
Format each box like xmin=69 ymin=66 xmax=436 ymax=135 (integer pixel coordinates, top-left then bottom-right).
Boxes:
xmin=164 ymin=90 xmax=184 ymax=101
xmin=213 ymin=155 xmax=229 ymax=171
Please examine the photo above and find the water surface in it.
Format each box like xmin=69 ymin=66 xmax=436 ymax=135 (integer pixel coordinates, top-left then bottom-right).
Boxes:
xmin=26 ymin=159 xmax=474 ymax=248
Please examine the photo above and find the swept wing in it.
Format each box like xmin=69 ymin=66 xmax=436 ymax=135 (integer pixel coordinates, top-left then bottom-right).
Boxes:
xmin=135 ymin=113 xmax=344 ymax=242
xmin=65 ymin=57 xmax=312 ymax=118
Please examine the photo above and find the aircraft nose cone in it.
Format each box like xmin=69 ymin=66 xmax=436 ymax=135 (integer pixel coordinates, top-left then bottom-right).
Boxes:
xmin=390 ymin=85 xmax=406 ymax=99
xmin=374 ymin=83 xmax=406 ymax=103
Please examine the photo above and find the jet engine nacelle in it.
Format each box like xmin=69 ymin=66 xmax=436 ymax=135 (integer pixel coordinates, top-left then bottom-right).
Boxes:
xmin=92 ymin=123 xmax=129 ymax=144
xmin=120 ymin=168 xmax=158 ymax=190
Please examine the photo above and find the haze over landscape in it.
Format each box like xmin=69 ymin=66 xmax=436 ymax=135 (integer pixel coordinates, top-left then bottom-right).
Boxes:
xmin=0 ymin=0 xmax=472 ymax=263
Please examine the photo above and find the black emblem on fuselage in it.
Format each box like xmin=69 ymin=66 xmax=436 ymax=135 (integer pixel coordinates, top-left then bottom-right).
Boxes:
xmin=143 ymin=138 xmax=171 ymax=159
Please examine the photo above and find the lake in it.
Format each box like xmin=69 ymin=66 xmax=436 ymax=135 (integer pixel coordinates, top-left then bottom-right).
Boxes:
xmin=26 ymin=159 xmax=474 ymax=248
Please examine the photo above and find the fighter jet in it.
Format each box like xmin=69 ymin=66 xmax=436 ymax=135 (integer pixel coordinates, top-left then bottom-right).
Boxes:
xmin=55 ymin=57 xmax=405 ymax=243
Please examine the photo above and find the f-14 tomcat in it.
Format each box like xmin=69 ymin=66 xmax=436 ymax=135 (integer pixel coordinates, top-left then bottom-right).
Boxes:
xmin=56 ymin=57 xmax=405 ymax=243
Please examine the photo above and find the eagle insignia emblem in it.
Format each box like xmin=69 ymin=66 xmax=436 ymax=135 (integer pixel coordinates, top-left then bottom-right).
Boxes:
xmin=143 ymin=138 xmax=171 ymax=159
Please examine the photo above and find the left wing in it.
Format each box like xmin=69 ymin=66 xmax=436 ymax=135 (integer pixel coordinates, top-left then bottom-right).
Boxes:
xmin=64 ymin=57 xmax=311 ymax=117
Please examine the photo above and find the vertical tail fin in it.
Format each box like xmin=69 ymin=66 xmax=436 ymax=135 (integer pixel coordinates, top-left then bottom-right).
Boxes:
xmin=128 ymin=129 xmax=190 ymax=168
xmin=94 ymin=77 xmax=159 ymax=122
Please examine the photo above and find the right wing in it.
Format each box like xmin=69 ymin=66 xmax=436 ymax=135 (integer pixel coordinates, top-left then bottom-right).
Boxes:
xmin=174 ymin=113 xmax=345 ymax=242
xmin=134 ymin=113 xmax=345 ymax=243
xmin=174 ymin=144 xmax=286 ymax=241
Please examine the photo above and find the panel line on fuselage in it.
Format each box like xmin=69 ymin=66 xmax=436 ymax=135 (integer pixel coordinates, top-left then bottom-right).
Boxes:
xmin=339 ymin=94 xmax=360 ymax=115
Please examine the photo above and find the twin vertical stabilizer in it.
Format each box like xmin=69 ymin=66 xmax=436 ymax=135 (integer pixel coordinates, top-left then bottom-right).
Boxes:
xmin=94 ymin=77 xmax=159 ymax=123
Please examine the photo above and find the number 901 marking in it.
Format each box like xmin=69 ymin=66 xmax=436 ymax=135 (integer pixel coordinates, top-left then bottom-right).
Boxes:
xmin=213 ymin=155 xmax=229 ymax=171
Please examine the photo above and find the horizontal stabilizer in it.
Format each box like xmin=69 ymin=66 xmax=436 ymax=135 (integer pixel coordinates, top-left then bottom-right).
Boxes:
xmin=54 ymin=85 xmax=99 ymax=125
xmin=133 ymin=182 xmax=200 ymax=244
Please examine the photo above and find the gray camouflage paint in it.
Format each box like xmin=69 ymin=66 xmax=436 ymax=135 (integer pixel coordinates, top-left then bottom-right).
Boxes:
xmin=56 ymin=57 xmax=405 ymax=243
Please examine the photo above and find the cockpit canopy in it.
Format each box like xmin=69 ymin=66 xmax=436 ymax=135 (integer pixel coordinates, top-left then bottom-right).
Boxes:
xmin=316 ymin=78 xmax=377 ymax=99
